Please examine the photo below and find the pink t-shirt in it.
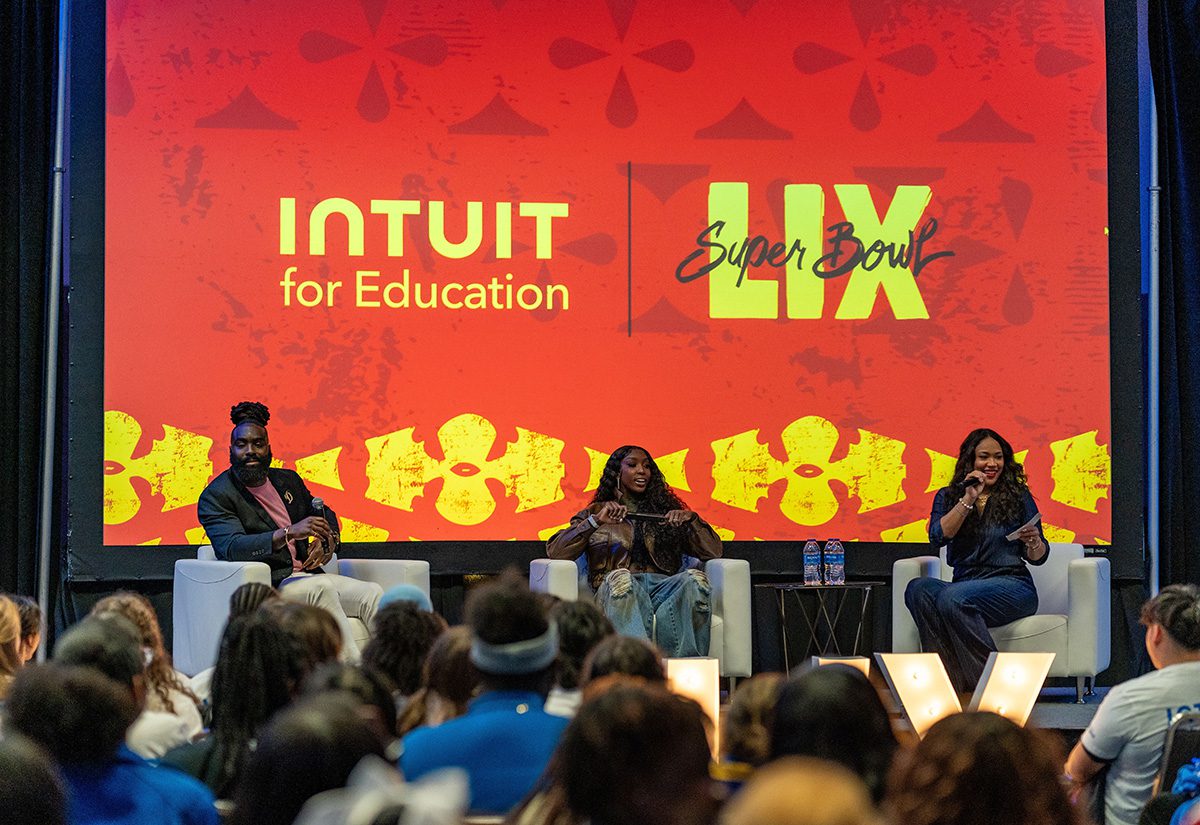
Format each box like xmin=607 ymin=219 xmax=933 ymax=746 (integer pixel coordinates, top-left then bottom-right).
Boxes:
xmin=246 ymin=480 xmax=300 ymax=571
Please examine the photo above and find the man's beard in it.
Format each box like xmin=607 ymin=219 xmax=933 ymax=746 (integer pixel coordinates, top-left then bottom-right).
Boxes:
xmin=231 ymin=447 xmax=273 ymax=486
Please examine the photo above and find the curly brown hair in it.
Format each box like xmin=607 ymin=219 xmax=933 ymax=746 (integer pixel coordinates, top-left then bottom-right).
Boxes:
xmin=91 ymin=592 xmax=197 ymax=715
xmin=886 ymin=712 xmax=1080 ymax=825
xmin=946 ymin=429 xmax=1030 ymax=532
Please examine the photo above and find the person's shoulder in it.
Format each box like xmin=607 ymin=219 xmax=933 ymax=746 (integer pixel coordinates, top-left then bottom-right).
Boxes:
xmin=116 ymin=746 xmax=217 ymax=805
xmin=198 ymin=469 xmax=236 ymax=499
xmin=268 ymin=467 xmax=305 ymax=485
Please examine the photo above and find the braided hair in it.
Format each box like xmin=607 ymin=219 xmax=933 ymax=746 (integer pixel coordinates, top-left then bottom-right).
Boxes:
xmin=230 ymin=401 xmax=270 ymax=429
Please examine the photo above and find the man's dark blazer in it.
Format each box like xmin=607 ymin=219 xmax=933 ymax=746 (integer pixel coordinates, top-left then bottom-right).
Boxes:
xmin=197 ymin=467 xmax=339 ymax=586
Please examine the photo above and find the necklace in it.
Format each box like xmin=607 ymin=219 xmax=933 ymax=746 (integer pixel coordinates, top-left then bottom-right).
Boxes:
xmin=976 ymin=494 xmax=989 ymax=509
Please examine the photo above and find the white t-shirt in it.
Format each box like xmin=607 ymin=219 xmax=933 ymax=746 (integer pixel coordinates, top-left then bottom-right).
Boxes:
xmin=1081 ymin=661 xmax=1200 ymax=825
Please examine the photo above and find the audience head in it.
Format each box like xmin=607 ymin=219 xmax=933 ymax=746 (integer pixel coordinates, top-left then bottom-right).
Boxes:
xmin=7 ymin=663 xmax=140 ymax=764
xmin=378 ymin=583 xmax=434 ymax=613
xmin=0 ymin=734 xmax=67 ymax=825
xmin=722 ymin=672 xmax=785 ymax=766
xmin=581 ymin=635 xmax=666 ymax=686
xmin=770 ymin=665 xmax=897 ymax=803
xmin=557 ymin=681 xmax=716 ymax=825
xmin=208 ymin=610 xmax=308 ymax=797
xmin=229 ymin=581 xmax=280 ymax=618
xmin=92 ymin=590 xmax=195 ymax=713
xmin=303 ymin=662 xmax=399 ymax=744
xmin=263 ymin=599 xmax=342 ymax=673
xmin=1141 ymin=584 xmax=1200 ymax=665
xmin=0 ymin=595 xmax=22 ymax=695
xmin=550 ymin=599 xmax=613 ymax=691
xmin=9 ymin=593 xmax=43 ymax=663
xmin=52 ymin=613 xmax=144 ymax=699
xmin=720 ymin=757 xmax=879 ymax=825
xmin=229 ymin=693 xmax=386 ymax=825
xmin=465 ymin=571 xmax=557 ymax=695
xmin=886 ymin=711 xmax=1078 ymax=825
xmin=397 ymin=625 xmax=478 ymax=735
xmin=361 ymin=600 xmax=447 ymax=696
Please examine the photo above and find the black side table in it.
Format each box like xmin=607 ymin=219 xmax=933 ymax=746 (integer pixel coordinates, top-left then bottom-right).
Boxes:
xmin=754 ymin=581 xmax=883 ymax=672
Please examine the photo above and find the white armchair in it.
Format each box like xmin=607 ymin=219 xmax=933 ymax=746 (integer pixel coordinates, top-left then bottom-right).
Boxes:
xmin=530 ymin=557 xmax=752 ymax=679
xmin=172 ymin=546 xmax=430 ymax=676
xmin=891 ymin=543 xmax=1110 ymax=701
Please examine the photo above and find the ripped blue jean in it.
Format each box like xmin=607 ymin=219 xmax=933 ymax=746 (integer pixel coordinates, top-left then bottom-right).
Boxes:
xmin=594 ymin=569 xmax=712 ymax=658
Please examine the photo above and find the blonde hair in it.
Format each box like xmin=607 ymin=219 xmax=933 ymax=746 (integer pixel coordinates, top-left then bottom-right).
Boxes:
xmin=721 ymin=757 xmax=880 ymax=825
xmin=0 ymin=596 xmax=23 ymax=697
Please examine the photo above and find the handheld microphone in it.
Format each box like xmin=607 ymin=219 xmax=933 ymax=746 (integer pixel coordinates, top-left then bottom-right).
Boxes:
xmin=962 ymin=477 xmax=983 ymax=488
xmin=624 ymin=512 xmax=668 ymax=522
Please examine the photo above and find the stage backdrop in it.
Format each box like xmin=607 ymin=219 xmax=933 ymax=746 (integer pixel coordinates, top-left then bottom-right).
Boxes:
xmin=102 ymin=0 xmax=1112 ymax=548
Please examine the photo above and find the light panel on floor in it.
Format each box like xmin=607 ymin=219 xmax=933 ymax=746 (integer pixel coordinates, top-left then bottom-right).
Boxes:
xmin=665 ymin=656 xmax=721 ymax=756
xmin=968 ymin=651 xmax=1055 ymax=726
xmin=875 ymin=652 xmax=961 ymax=738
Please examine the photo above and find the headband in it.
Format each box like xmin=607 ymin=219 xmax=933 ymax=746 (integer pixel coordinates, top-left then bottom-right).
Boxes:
xmin=470 ymin=624 xmax=559 ymax=675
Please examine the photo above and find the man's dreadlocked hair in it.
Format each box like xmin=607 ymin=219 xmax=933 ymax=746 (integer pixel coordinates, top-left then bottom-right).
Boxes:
xmin=230 ymin=401 xmax=270 ymax=428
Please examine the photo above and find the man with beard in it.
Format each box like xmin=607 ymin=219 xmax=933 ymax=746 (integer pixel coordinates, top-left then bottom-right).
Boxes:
xmin=197 ymin=401 xmax=381 ymax=659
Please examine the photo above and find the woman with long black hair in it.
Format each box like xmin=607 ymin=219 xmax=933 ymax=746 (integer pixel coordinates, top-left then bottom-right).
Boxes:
xmin=547 ymin=445 xmax=722 ymax=657
xmin=904 ymin=428 xmax=1049 ymax=691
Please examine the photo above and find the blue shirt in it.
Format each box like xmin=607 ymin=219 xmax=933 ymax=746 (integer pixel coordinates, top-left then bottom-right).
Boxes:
xmin=399 ymin=690 xmax=569 ymax=814
xmin=929 ymin=487 xmax=1048 ymax=580
xmin=60 ymin=745 xmax=219 ymax=825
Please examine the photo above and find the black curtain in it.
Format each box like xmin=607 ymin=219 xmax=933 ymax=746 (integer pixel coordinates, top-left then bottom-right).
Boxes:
xmin=0 ymin=3 xmax=61 ymax=601
xmin=1151 ymin=1 xmax=1200 ymax=588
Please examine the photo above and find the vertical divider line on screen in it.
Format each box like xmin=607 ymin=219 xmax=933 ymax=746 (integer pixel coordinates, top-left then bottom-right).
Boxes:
xmin=627 ymin=160 xmax=632 ymax=337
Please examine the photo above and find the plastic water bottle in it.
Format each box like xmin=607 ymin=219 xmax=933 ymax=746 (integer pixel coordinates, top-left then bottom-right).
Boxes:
xmin=803 ymin=539 xmax=823 ymax=585
xmin=824 ymin=539 xmax=846 ymax=585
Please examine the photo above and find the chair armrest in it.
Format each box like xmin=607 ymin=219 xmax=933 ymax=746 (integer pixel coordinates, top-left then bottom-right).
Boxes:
xmin=892 ymin=556 xmax=941 ymax=653
xmin=530 ymin=559 xmax=581 ymax=601
xmin=172 ymin=559 xmax=271 ymax=676
xmin=337 ymin=558 xmax=431 ymax=595
xmin=1066 ymin=557 xmax=1111 ymax=676
xmin=706 ymin=558 xmax=751 ymax=678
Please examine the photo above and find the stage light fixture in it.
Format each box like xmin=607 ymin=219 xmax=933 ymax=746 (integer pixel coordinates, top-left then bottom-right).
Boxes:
xmin=968 ymin=651 xmax=1055 ymax=726
xmin=665 ymin=657 xmax=721 ymax=756
xmin=874 ymin=652 xmax=961 ymax=738
xmin=812 ymin=656 xmax=871 ymax=677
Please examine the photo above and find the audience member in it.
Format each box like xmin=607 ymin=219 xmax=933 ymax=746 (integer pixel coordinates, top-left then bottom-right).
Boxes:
xmin=9 ymin=592 xmax=44 ymax=663
xmin=361 ymin=600 xmax=447 ymax=705
xmin=580 ymin=634 xmax=666 ymax=686
xmin=511 ymin=681 xmax=717 ymax=825
xmin=1067 ymin=585 xmax=1200 ymax=825
xmin=769 ymin=665 xmax=897 ymax=804
xmin=396 ymin=624 xmax=478 ymax=736
xmin=378 ymin=583 xmax=434 ymax=613
xmin=887 ymin=711 xmax=1079 ymax=825
xmin=720 ymin=757 xmax=879 ymax=825
xmin=263 ymin=599 xmax=343 ymax=673
xmin=187 ymin=581 xmax=281 ymax=708
xmin=0 ymin=594 xmax=23 ymax=698
xmin=0 ymin=733 xmax=67 ymax=825
xmin=302 ymin=663 xmax=399 ymax=756
xmin=714 ymin=672 xmax=785 ymax=792
xmin=228 ymin=693 xmax=386 ymax=825
xmin=161 ymin=610 xmax=306 ymax=799
xmin=9 ymin=658 xmax=218 ymax=825
xmin=92 ymin=591 xmax=203 ymax=757
xmin=544 ymin=599 xmax=613 ymax=718
xmin=400 ymin=572 xmax=569 ymax=814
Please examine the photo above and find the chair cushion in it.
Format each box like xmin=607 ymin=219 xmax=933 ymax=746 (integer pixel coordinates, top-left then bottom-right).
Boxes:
xmin=991 ymin=614 xmax=1070 ymax=676
xmin=707 ymin=614 xmax=725 ymax=665
xmin=991 ymin=613 xmax=1068 ymax=642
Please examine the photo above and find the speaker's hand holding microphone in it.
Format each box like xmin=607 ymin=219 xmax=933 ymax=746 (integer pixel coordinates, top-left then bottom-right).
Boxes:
xmin=296 ymin=497 xmax=336 ymax=570
xmin=959 ymin=471 xmax=986 ymax=507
